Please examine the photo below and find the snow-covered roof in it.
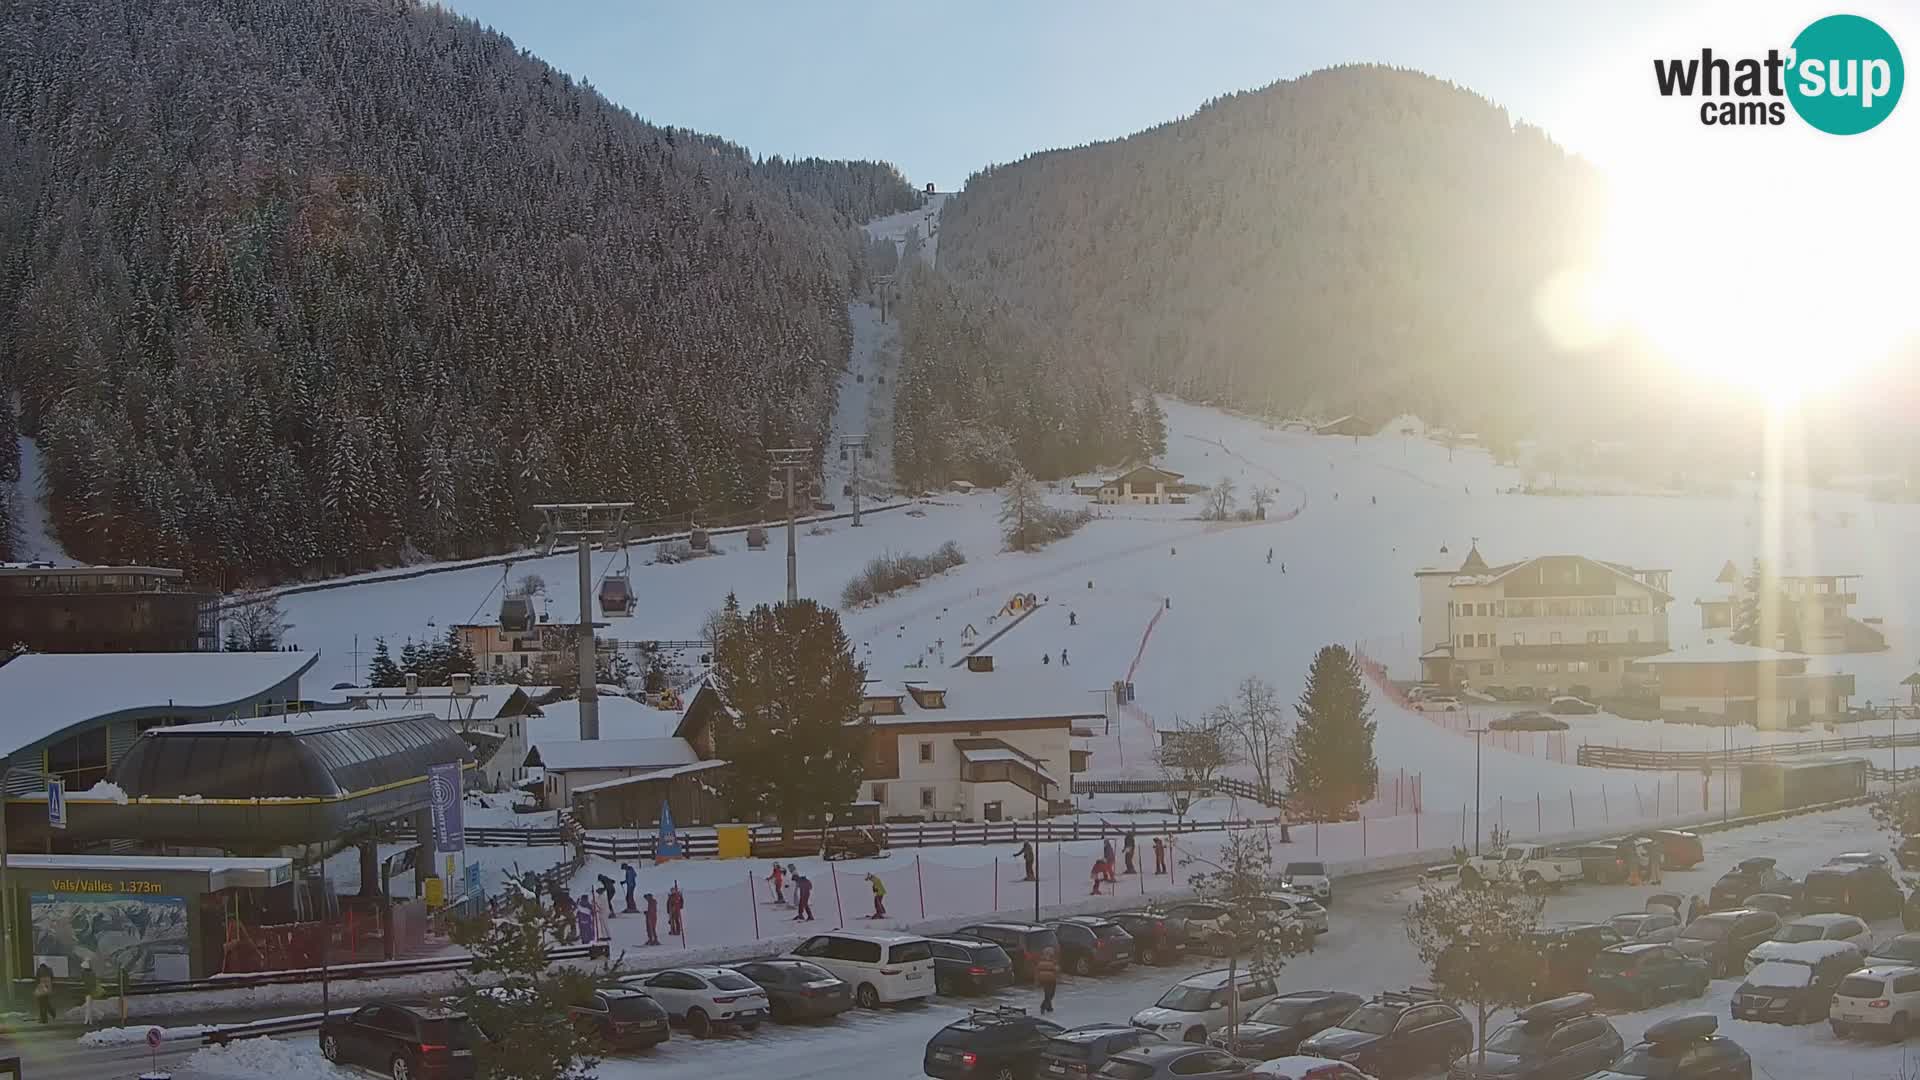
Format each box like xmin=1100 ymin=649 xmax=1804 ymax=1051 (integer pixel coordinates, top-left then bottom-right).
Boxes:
xmin=1638 ymin=642 xmax=1811 ymax=666
xmin=956 ymin=744 xmax=1059 ymax=784
xmin=344 ymin=684 xmax=528 ymax=720
xmin=862 ymin=670 xmax=1104 ymax=727
xmin=526 ymin=737 xmax=700 ymax=772
xmin=0 ymin=651 xmax=318 ymax=757
xmin=571 ymin=760 xmax=729 ymax=794
xmin=158 ymin=711 xmax=439 ymax=735
xmin=526 ymin=696 xmax=683 ymax=743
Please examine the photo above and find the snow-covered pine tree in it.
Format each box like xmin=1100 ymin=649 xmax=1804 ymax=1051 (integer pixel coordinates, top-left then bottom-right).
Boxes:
xmin=367 ymin=637 xmax=404 ymax=687
xmin=1000 ymin=466 xmax=1042 ymax=551
xmin=1141 ymin=396 xmax=1168 ymax=457
xmin=1287 ymin=644 xmax=1378 ymax=821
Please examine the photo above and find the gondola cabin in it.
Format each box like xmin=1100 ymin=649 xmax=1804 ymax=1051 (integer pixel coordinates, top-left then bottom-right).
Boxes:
xmin=598 ymin=575 xmax=635 ymax=617
xmin=499 ymin=595 xmax=533 ymax=633
xmin=688 ymin=528 xmax=710 ymax=553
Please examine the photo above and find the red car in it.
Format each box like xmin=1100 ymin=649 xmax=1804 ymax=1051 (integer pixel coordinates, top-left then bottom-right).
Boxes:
xmin=1635 ymin=829 xmax=1705 ymax=870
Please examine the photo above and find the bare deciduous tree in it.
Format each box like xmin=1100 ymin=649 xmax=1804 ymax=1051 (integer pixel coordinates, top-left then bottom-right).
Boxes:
xmin=1155 ymin=713 xmax=1237 ymax=824
xmin=1205 ymin=476 xmax=1237 ymax=521
xmin=1216 ymin=676 xmax=1288 ymax=800
xmin=1249 ymin=485 xmax=1274 ymax=518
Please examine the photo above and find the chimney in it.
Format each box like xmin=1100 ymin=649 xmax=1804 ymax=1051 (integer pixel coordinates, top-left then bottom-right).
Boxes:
xmin=403 ymin=671 xmax=419 ymax=695
xmin=450 ymin=672 xmax=472 ymax=696
xmin=966 ymin=654 xmax=994 ymax=673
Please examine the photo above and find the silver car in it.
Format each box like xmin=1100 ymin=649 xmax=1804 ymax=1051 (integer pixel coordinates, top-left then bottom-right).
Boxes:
xmin=1097 ymin=1043 xmax=1260 ymax=1080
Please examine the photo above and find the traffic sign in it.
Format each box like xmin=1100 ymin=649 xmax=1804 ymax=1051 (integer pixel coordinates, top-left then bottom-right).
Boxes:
xmin=146 ymin=1026 xmax=163 ymax=1049
xmin=47 ymin=779 xmax=65 ymax=830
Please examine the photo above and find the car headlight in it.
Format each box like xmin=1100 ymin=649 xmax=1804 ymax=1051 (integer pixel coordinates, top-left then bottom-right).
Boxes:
xmin=1162 ymin=1022 xmax=1184 ymax=1031
xmin=1341 ymin=1052 xmax=1364 ymax=1063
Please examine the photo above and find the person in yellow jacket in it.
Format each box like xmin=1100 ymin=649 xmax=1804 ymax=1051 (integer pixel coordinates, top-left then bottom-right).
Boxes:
xmin=865 ymin=873 xmax=887 ymax=918
xmin=1034 ymin=947 xmax=1058 ymax=1014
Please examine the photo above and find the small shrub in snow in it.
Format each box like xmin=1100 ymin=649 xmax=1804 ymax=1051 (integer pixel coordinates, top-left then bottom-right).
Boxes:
xmin=808 ymin=523 xmax=834 ymax=536
xmin=841 ymin=541 xmax=966 ymax=607
xmin=653 ymin=540 xmax=693 ymax=564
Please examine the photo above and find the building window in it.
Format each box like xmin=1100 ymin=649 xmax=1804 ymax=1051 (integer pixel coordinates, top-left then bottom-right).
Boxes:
xmin=920 ymin=787 xmax=936 ymax=809
xmin=1550 ymin=632 xmax=1563 ymax=645
xmin=1507 ymin=599 xmax=1537 ymax=617
xmin=1480 ymin=663 xmax=1495 ymax=676
xmin=1513 ymin=632 xmax=1525 ymax=645
xmin=919 ymin=742 xmax=934 ymax=763
xmin=1583 ymin=598 xmax=1611 ymax=617
xmin=1587 ymin=630 xmax=1608 ymax=644
xmin=1628 ymin=629 xmax=1641 ymax=643
xmin=1459 ymin=634 xmax=1471 ymax=648
xmin=1598 ymin=660 xmax=1611 ymax=672
xmin=1477 ymin=633 xmax=1491 ymax=648
xmin=872 ymin=782 xmax=887 ymax=803
xmin=1479 ymin=603 xmax=1492 ymax=616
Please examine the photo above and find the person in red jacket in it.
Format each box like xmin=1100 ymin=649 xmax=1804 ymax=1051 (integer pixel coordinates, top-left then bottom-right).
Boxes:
xmin=666 ymin=883 xmax=684 ymax=937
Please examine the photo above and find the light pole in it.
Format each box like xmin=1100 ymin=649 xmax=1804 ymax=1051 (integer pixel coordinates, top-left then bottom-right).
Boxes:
xmin=1033 ymin=757 xmax=1050 ymax=923
xmin=1722 ymin=719 xmax=1730 ymax=825
xmin=1468 ymin=727 xmax=1486 ymax=854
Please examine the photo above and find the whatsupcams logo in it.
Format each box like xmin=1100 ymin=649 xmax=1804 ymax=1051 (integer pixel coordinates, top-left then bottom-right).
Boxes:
xmin=1653 ymin=13 xmax=1903 ymax=133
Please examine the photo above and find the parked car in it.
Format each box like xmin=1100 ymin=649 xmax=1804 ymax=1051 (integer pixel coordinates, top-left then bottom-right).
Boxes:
xmin=1547 ymin=696 xmax=1600 ymax=715
xmin=1248 ymin=1059 xmax=1375 ymax=1080
xmin=1830 ymin=964 xmax=1920 ymax=1040
xmin=1095 ymin=1044 xmax=1261 ymax=1080
xmin=733 ymin=959 xmax=854 ymax=1023
xmin=1607 ymin=911 xmax=1682 ymax=945
xmin=1280 ymin=861 xmax=1332 ymax=904
xmin=1803 ymin=863 xmax=1904 ymax=919
xmin=925 ymin=1005 xmax=1064 ymax=1080
xmin=1131 ymin=969 xmax=1280 ymax=1043
xmin=1866 ymin=932 xmax=1920 ymax=968
xmin=1825 ymin=850 xmax=1892 ymax=871
xmin=1416 ymin=696 xmax=1461 ymax=712
xmin=1908 ymin=889 xmax=1920 ymax=932
xmin=1899 ymin=835 xmax=1920 ymax=872
xmin=1588 ymin=944 xmax=1711 ymax=1008
xmin=927 ymin=937 xmax=1018 ymax=996
xmin=1208 ymin=990 xmax=1363 ymax=1060
xmin=1526 ymin=922 xmax=1627 ymax=996
xmin=1045 ymin=917 xmax=1135 ymax=975
xmin=1447 ymin=993 xmax=1622 ymax=1079
xmin=319 ymin=1003 xmax=480 ymax=1080
xmin=1249 ymin=893 xmax=1328 ymax=937
xmin=956 ymin=923 xmax=1063 ymax=982
xmin=1107 ymin=910 xmax=1189 ymax=966
xmin=1751 ymin=912 xmax=1868 ymax=958
xmin=1592 ymin=1014 xmax=1751 ymax=1080
xmin=566 ymin=987 xmax=671 ymax=1050
xmin=1488 ymin=711 xmax=1568 ymax=731
xmin=1569 ymin=844 xmax=1637 ymax=884
xmin=786 ymin=930 xmax=935 ymax=1007
xmin=1739 ymin=893 xmax=1797 ymax=918
xmin=1671 ymin=910 xmax=1781 ymax=978
xmin=1418 ymin=864 xmax=1464 ymax=886
xmin=1040 ymin=1024 xmax=1167 ymax=1080
xmin=1632 ymin=830 xmax=1706 ymax=870
xmin=1296 ymin=988 xmax=1472 ymax=1078
xmin=623 ymin=967 xmax=769 ymax=1037
xmin=1161 ymin=902 xmax=1236 ymax=956
xmin=1463 ymin=844 xmax=1585 ymax=890
xmin=1708 ymin=858 xmax=1796 ymax=911
xmin=1731 ymin=940 xmax=1865 ymax=1024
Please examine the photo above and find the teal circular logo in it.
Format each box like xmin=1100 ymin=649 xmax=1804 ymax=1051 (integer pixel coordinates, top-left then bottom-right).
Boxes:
xmin=1787 ymin=14 xmax=1904 ymax=134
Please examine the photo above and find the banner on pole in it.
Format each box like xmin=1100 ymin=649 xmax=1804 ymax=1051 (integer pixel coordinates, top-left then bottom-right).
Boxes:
xmin=428 ymin=762 xmax=464 ymax=851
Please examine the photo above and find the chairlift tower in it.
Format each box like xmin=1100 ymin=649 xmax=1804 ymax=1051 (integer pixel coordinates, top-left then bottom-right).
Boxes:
xmin=840 ymin=435 xmax=871 ymax=527
xmin=533 ymin=502 xmax=633 ymax=740
xmin=769 ymin=448 xmax=811 ymax=604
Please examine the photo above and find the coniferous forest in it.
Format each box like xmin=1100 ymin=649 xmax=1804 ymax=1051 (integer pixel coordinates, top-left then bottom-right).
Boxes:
xmin=0 ymin=0 xmax=916 ymax=580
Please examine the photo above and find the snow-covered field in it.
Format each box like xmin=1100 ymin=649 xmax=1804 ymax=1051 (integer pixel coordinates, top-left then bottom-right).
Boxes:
xmin=169 ymin=805 xmax=1914 ymax=1080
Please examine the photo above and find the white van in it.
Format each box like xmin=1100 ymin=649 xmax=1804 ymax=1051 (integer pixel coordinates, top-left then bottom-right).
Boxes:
xmin=785 ymin=930 xmax=935 ymax=1008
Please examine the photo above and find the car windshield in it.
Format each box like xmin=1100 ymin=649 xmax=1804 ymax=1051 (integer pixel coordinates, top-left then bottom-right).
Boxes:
xmin=1608 ymin=1043 xmax=1684 ymax=1077
xmin=1285 ymin=862 xmax=1325 ymax=876
xmin=1838 ymin=975 xmax=1886 ymax=998
xmin=709 ymin=973 xmax=757 ymax=992
xmin=1873 ymin=938 xmax=1920 ymax=961
xmin=419 ymin=1018 xmax=477 ymax=1049
xmin=792 ymin=962 xmax=837 ymax=981
xmin=1249 ymin=1001 xmax=1313 ymax=1026
xmin=1098 ymin=1061 xmax=1155 ymax=1080
xmin=1482 ymin=1020 xmax=1545 ymax=1054
xmin=1775 ymin=924 xmax=1824 ymax=943
xmin=604 ymin=995 xmax=658 ymax=1019
xmin=1609 ymin=916 xmax=1648 ymax=935
xmin=1681 ymin=920 xmax=1729 ymax=941
xmin=1045 ymin=1039 xmax=1092 ymax=1061
xmin=1591 ymin=951 xmax=1640 ymax=973
xmin=1156 ymin=986 xmax=1216 ymax=1012
xmin=1339 ymin=1004 xmax=1399 ymax=1035
xmin=1746 ymin=961 xmax=1812 ymax=989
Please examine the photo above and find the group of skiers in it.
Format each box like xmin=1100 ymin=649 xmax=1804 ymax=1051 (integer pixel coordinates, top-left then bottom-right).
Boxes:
xmin=763 ymin=862 xmax=819 ymax=921
xmin=520 ymin=862 xmax=685 ymax=946
xmin=1013 ymin=831 xmax=1169 ymax=896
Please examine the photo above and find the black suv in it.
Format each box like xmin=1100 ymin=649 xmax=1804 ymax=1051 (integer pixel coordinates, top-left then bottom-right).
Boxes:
xmin=1045 ymin=916 xmax=1133 ymax=975
xmin=1527 ymin=922 xmax=1626 ymax=997
xmin=1708 ymin=858 xmax=1796 ymax=912
xmin=566 ymin=987 xmax=670 ymax=1050
xmin=1038 ymin=1023 xmax=1165 ymax=1079
xmin=1450 ymin=993 xmax=1624 ymax=1079
xmin=955 ymin=922 xmax=1062 ymax=981
xmin=1207 ymin=989 xmax=1362 ymax=1060
xmin=928 ymin=937 xmax=1017 ymax=995
xmin=924 ymin=1006 xmax=1064 ymax=1080
xmin=319 ymin=1003 xmax=479 ymax=1079
xmin=1803 ymin=863 xmax=1903 ymax=919
xmin=1106 ymin=910 xmax=1189 ymax=966
xmin=1297 ymin=988 xmax=1472 ymax=1078
xmin=1594 ymin=1013 xmax=1752 ymax=1079
xmin=1671 ymin=909 xmax=1780 ymax=978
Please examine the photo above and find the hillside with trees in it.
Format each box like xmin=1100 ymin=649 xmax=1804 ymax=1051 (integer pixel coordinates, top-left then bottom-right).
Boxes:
xmin=934 ymin=64 xmax=1616 ymax=432
xmin=0 ymin=0 xmax=915 ymax=577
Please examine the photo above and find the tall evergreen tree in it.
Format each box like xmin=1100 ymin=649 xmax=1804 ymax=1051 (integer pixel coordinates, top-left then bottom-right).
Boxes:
xmin=1000 ymin=467 xmax=1042 ymax=551
xmin=711 ymin=599 xmax=868 ymax=839
xmin=367 ymin=637 xmax=403 ymax=687
xmin=1287 ymin=644 xmax=1378 ymax=821
xmin=1141 ymin=396 xmax=1168 ymax=457
xmin=441 ymin=627 xmax=478 ymax=681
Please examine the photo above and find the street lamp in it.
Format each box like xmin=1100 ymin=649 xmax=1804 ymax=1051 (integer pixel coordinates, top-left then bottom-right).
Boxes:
xmin=1467 ymin=727 xmax=1487 ymax=855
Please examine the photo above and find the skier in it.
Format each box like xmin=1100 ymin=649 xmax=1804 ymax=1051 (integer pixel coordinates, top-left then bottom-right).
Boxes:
xmin=592 ymin=885 xmax=614 ymax=942
xmin=666 ymin=883 xmax=685 ymax=937
xmin=1089 ymin=857 xmax=1108 ymax=896
xmin=574 ymin=894 xmax=596 ymax=945
xmin=1170 ymin=547 xmax=1177 ymax=556
xmin=866 ymin=873 xmax=888 ymax=918
xmin=1122 ymin=830 xmax=1137 ymax=875
xmin=548 ymin=877 xmax=572 ymax=918
xmin=1281 ymin=562 xmax=1286 ymax=573
xmin=597 ymin=873 xmax=619 ymax=916
xmin=1015 ymin=841 xmax=1037 ymax=882
xmin=1068 ymin=611 xmax=1077 ymax=626
xmin=793 ymin=871 xmax=816 ymax=921
xmin=1043 ymin=653 xmax=1050 ymax=665
xmin=768 ymin=862 xmax=787 ymax=904
xmin=1061 ymin=649 xmax=1069 ymax=666
xmin=621 ymin=862 xmax=639 ymax=913
xmin=643 ymin=893 xmax=662 ymax=945
xmin=1165 ymin=597 xmax=1171 ymax=610
xmin=1102 ymin=835 xmax=1116 ymax=869
xmin=1035 ymin=947 xmax=1059 ymax=1014
xmin=1266 ymin=548 xmax=1273 ymax=565
xmin=1371 ymin=495 xmax=1376 ymax=505
xmin=1152 ymin=836 xmax=1167 ymax=875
